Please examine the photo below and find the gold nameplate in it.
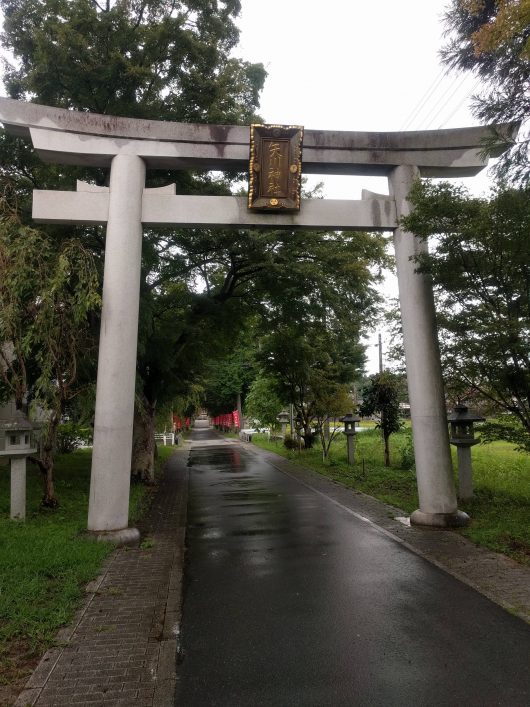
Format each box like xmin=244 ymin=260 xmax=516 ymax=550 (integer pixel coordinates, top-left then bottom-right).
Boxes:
xmin=248 ymin=124 xmax=303 ymax=211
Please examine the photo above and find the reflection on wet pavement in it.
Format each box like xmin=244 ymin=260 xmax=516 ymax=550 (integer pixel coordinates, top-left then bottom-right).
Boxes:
xmin=176 ymin=431 xmax=530 ymax=707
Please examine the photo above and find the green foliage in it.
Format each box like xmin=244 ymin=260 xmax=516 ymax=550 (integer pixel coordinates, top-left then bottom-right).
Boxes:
xmin=403 ymin=180 xmax=530 ymax=450
xmin=0 ymin=193 xmax=101 ymax=412
xmin=0 ymin=0 xmax=389 ymax=483
xmin=56 ymin=423 xmax=93 ymax=454
xmin=244 ymin=374 xmax=283 ymax=429
xmin=0 ymin=189 xmax=101 ymax=504
xmin=0 ymin=0 xmax=267 ymax=481
xmin=203 ymin=330 xmax=257 ymax=415
xmin=198 ymin=226 xmax=388 ymax=432
xmin=480 ymin=415 xmax=530 ymax=453
xmin=259 ymin=322 xmax=362 ymax=449
xmin=441 ymin=0 xmax=530 ymax=184
xmin=313 ymin=384 xmax=352 ymax=459
xmin=0 ymin=445 xmax=171 ymax=684
xmin=359 ymin=372 xmax=402 ymax=466
xmin=1 ymin=0 xmax=265 ymax=124
xmin=168 ymin=384 xmax=204 ymax=423
xmin=399 ymin=428 xmax=415 ymax=470
xmin=0 ymin=450 xmax=110 ymax=683
xmin=283 ymin=433 xmax=298 ymax=450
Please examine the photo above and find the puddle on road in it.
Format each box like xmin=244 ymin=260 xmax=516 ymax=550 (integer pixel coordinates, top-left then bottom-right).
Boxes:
xmin=221 ymin=491 xmax=282 ymax=501
xmin=229 ymin=527 xmax=290 ymax=537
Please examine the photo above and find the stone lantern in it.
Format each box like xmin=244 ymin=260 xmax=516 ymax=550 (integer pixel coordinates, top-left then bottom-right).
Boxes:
xmin=447 ymin=405 xmax=485 ymax=500
xmin=277 ymin=410 xmax=290 ymax=437
xmin=341 ymin=413 xmax=360 ymax=465
xmin=0 ymin=409 xmax=37 ymax=520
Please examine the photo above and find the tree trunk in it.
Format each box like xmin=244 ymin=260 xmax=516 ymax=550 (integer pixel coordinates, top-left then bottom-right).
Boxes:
xmin=303 ymin=425 xmax=314 ymax=449
xmin=317 ymin=419 xmax=329 ymax=460
xmin=384 ymin=432 xmax=391 ymax=467
xmin=131 ymin=399 xmax=156 ymax=484
xmin=322 ymin=418 xmax=331 ymax=459
xmin=38 ymin=412 xmax=59 ymax=508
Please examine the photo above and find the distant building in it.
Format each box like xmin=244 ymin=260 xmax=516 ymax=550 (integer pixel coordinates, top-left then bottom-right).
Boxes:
xmin=399 ymin=402 xmax=411 ymax=418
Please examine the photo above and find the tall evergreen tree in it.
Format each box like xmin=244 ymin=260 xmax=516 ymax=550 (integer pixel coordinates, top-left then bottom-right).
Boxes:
xmin=441 ymin=0 xmax=530 ymax=184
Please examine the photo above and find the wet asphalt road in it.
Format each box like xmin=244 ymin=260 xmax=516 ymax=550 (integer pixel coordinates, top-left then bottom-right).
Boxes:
xmin=176 ymin=428 xmax=530 ymax=706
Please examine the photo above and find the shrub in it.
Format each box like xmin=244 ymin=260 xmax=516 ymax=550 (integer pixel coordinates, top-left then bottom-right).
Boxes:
xmin=56 ymin=423 xmax=93 ymax=454
xmin=399 ymin=429 xmax=415 ymax=470
xmin=283 ymin=434 xmax=299 ymax=450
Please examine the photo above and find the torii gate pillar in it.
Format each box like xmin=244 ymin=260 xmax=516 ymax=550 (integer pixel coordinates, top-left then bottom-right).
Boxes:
xmin=390 ymin=165 xmax=468 ymax=526
xmin=87 ymin=154 xmax=146 ymax=544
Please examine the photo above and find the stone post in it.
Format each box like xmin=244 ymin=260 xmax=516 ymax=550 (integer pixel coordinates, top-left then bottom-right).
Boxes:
xmin=456 ymin=446 xmax=474 ymax=500
xmin=346 ymin=435 xmax=355 ymax=465
xmin=389 ymin=165 xmax=468 ymax=527
xmin=87 ymin=154 xmax=146 ymax=544
xmin=10 ymin=457 xmax=26 ymax=520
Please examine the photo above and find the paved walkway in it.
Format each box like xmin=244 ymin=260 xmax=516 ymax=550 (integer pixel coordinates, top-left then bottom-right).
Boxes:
xmin=15 ymin=450 xmax=189 ymax=707
xmin=14 ymin=427 xmax=530 ymax=706
xmin=177 ymin=429 xmax=530 ymax=705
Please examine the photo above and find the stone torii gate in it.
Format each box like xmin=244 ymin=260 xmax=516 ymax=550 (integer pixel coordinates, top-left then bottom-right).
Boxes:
xmin=0 ymin=98 xmax=514 ymax=543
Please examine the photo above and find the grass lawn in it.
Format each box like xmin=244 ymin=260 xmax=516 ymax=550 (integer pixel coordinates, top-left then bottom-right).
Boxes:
xmin=251 ymin=428 xmax=530 ymax=566
xmin=0 ymin=445 xmax=175 ymax=696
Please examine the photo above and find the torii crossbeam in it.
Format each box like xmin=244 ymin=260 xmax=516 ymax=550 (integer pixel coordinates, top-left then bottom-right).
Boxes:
xmin=0 ymin=97 xmax=516 ymax=541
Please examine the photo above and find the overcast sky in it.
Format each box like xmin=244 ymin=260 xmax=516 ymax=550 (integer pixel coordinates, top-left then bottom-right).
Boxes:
xmin=235 ymin=0 xmax=493 ymax=198
xmin=234 ymin=0 xmax=493 ymax=373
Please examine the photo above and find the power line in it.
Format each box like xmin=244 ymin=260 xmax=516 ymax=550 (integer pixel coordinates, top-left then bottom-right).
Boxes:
xmin=436 ymin=78 xmax=481 ymax=129
xmin=421 ymin=73 xmax=470 ymax=130
xmin=401 ymin=67 xmax=447 ymax=130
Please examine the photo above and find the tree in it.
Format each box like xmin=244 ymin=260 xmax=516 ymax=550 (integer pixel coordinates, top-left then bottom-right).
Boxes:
xmin=0 ymin=0 xmax=267 ymax=481
xmin=259 ymin=323 xmax=364 ymax=450
xmin=359 ymin=372 xmax=402 ymax=467
xmin=312 ymin=382 xmax=352 ymax=461
xmin=202 ymin=330 xmax=257 ymax=418
xmin=1 ymin=0 xmax=264 ymax=124
xmin=0 ymin=179 xmax=101 ymax=505
xmin=441 ymin=0 xmax=530 ymax=184
xmin=244 ymin=374 xmax=283 ymax=430
xmin=402 ymin=179 xmax=530 ymax=451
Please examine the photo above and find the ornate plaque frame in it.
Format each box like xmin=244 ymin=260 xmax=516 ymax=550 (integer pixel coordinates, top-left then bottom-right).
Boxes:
xmin=248 ymin=124 xmax=303 ymax=211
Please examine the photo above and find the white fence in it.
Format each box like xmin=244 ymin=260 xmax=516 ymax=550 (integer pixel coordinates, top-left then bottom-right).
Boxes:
xmin=154 ymin=432 xmax=175 ymax=446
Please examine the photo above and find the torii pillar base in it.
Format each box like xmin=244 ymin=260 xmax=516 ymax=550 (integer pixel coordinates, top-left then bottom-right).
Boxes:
xmin=90 ymin=527 xmax=141 ymax=547
xmin=410 ymin=509 xmax=470 ymax=528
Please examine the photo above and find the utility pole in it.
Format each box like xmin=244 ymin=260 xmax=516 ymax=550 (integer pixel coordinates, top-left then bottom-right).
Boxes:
xmin=378 ymin=332 xmax=383 ymax=374
xmin=236 ymin=392 xmax=243 ymax=430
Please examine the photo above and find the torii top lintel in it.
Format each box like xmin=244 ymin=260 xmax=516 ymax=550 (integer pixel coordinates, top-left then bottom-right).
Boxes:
xmin=0 ymin=97 xmax=517 ymax=178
